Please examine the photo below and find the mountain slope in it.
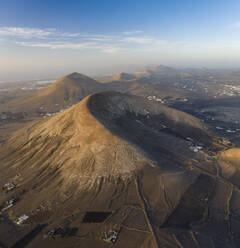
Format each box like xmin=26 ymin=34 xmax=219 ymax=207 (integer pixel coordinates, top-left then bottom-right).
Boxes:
xmin=1 ymin=91 xmax=210 ymax=183
xmin=4 ymin=72 xmax=105 ymax=114
xmin=110 ymin=72 xmax=136 ymax=81
xmin=0 ymin=92 xmax=239 ymax=248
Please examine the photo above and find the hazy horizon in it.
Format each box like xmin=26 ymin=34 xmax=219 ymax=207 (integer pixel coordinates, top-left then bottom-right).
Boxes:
xmin=1 ymin=0 xmax=240 ymax=81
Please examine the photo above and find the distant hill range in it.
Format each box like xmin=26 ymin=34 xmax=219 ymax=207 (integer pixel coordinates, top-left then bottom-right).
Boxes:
xmin=109 ymin=72 xmax=136 ymax=81
xmin=4 ymin=64 xmax=240 ymax=119
xmin=3 ymin=72 xmax=105 ymax=114
xmin=0 ymin=71 xmax=196 ymax=117
xmin=102 ymin=65 xmax=240 ymax=83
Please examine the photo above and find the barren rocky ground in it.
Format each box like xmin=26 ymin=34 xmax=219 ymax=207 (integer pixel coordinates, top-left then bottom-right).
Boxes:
xmin=0 ymin=70 xmax=240 ymax=247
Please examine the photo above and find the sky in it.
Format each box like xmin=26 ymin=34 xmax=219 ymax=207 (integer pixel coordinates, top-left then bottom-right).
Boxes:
xmin=1 ymin=0 xmax=240 ymax=80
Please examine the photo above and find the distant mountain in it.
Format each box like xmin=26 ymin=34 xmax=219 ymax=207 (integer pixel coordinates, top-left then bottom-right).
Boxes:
xmin=4 ymin=72 xmax=105 ymax=114
xmin=101 ymin=65 xmax=181 ymax=83
xmin=0 ymin=70 xmax=199 ymax=119
xmin=110 ymin=72 xmax=137 ymax=81
xmin=145 ymin=64 xmax=180 ymax=74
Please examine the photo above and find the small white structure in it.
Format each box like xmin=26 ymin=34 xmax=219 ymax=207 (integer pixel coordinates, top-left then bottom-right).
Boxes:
xmin=3 ymin=182 xmax=16 ymax=192
xmin=147 ymin=96 xmax=164 ymax=103
xmin=156 ymin=98 xmax=164 ymax=103
xmin=103 ymin=230 xmax=118 ymax=243
xmin=226 ymin=130 xmax=236 ymax=133
xmin=186 ymin=137 xmax=194 ymax=142
xmin=1 ymin=114 xmax=8 ymax=120
xmin=16 ymin=214 xmax=29 ymax=225
xmin=1 ymin=199 xmax=15 ymax=212
xmin=190 ymin=146 xmax=203 ymax=153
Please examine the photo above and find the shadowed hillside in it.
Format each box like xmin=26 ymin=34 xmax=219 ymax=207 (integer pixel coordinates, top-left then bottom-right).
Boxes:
xmin=0 ymin=92 xmax=239 ymax=248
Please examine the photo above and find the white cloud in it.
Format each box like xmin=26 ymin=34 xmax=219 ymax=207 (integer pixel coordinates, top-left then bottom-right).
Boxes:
xmin=123 ymin=30 xmax=143 ymax=35
xmin=18 ymin=41 xmax=94 ymax=49
xmin=0 ymin=27 xmax=120 ymax=41
xmin=0 ymin=27 xmax=55 ymax=38
xmin=0 ymin=26 xmax=85 ymax=39
xmin=1 ymin=26 xmax=182 ymax=54
xmin=120 ymin=36 xmax=179 ymax=47
xmin=121 ymin=36 xmax=154 ymax=44
xmin=16 ymin=41 xmax=120 ymax=53
xmin=60 ymin=32 xmax=81 ymax=38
